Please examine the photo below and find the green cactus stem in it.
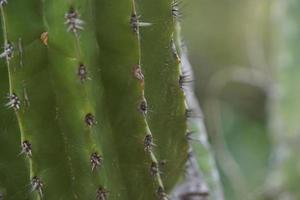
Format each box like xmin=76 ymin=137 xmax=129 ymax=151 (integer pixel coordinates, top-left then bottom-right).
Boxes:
xmin=0 ymin=0 xmax=219 ymax=199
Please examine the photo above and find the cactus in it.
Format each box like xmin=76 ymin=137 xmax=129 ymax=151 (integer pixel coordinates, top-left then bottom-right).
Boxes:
xmin=0 ymin=0 xmax=221 ymax=199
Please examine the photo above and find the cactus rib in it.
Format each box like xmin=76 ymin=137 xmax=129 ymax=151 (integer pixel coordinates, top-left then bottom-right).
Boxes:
xmin=0 ymin=3 xmax=34 ymax=197
xmin=132 ymin=0 xmax=168 ymax=198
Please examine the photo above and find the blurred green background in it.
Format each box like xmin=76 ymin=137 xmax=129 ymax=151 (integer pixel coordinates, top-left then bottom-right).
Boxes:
xmin=182 ymin=0 xmax=300 ymax=199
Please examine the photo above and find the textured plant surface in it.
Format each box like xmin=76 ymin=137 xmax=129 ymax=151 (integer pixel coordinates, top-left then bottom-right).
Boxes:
xmin=0 ymin=0 xmax=222 ymax=199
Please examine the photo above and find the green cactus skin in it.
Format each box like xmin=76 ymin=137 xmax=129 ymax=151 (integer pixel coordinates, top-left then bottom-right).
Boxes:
xmin=0 ymin=0 xmax=219 ymax=199
xmin=138 ymin=0 xmax=188 ymax=191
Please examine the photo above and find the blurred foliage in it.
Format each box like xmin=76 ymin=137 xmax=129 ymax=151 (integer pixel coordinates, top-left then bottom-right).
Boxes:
xmin=182 ymin=0 xmax=276 ymax=199
xmin=266 ymin=1 xmax=300 ymax=199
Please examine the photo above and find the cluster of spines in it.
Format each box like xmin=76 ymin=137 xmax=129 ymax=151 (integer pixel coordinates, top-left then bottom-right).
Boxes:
xmin=78 ymin=63 xmax=88 ymax=82
xmin=6 ymin=92 xmax=20 ymax=110
xmin=171 ymin=0 xmax=182 ymax=19
xmin=85 ymin=113 xmax=97 ymax=127
xmin=31 ymin=176 xmax=44 ymax=198
xmin=130 ymin=13 xmax=151 ymax=33
xmin=20 ymin=140 xmax=32 ymax=157
xmin=0 ymin=42 xmax=13 ymax=59
xmin=91 ymin=152 xmax=103 ymax=172
xmin=64 ymin=7 xmax=84 ymax=36
xmin=96 ymin=186 xmax=109 ymax=200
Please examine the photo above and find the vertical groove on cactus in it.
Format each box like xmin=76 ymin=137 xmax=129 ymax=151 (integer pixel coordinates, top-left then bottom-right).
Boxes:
xmin=64 ymin=1 xmax=104 ymax=182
